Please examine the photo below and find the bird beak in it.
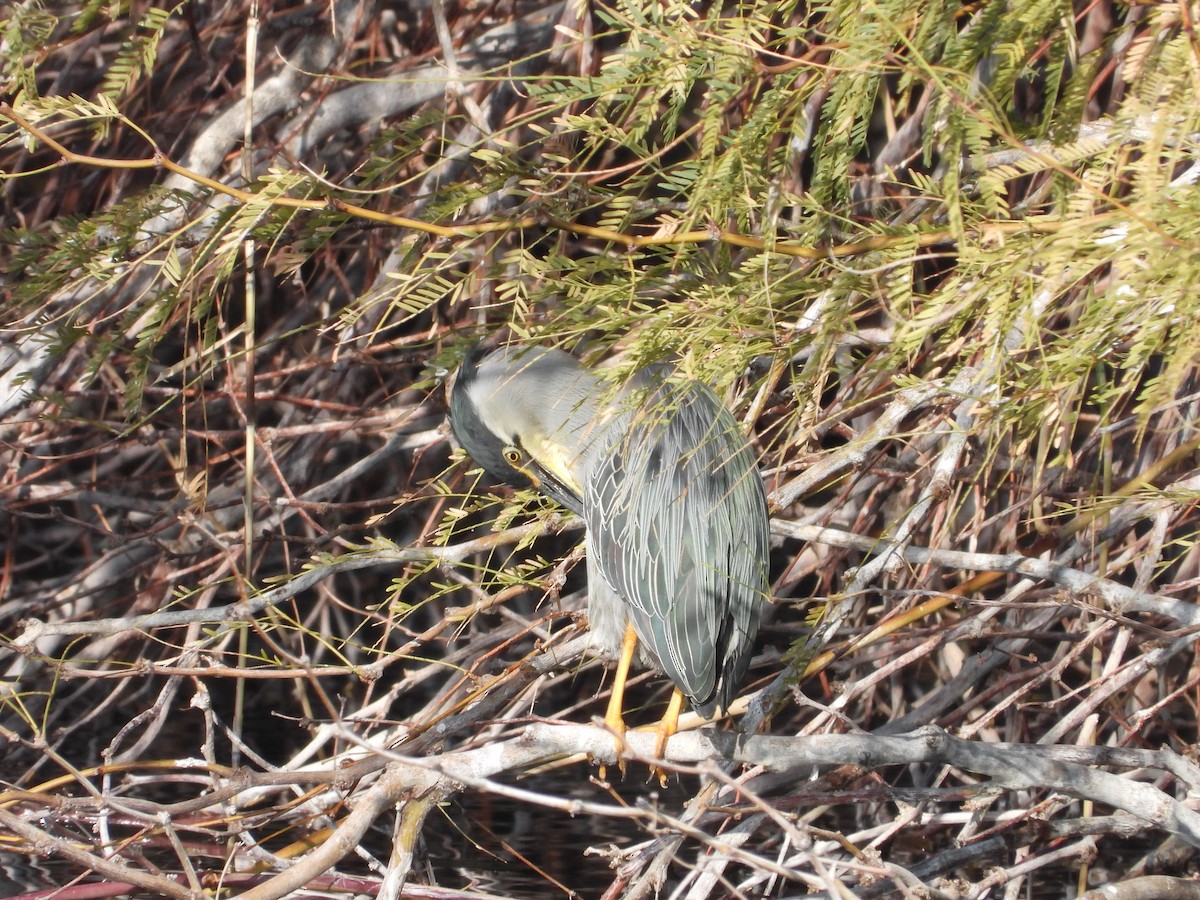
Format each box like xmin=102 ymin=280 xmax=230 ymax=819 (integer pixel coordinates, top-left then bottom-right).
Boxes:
xmin=525 ymin=458 xmax=584 ymax=514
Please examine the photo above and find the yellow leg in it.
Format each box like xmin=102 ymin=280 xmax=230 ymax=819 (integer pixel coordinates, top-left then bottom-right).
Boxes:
xmin=655 ymin=688 xmax=684 ymax=759
xmin=648 ymin=688 xmax=685 ymax=786
xmin=600 ymin=623 xmax=639 ymax=779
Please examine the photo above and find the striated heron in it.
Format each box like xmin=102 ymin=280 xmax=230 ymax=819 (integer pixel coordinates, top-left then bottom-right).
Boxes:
xmin=449 ymin=344 xmax=769 ymax=762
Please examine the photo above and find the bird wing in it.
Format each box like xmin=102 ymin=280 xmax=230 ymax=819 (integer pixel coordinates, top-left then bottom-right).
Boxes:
xmin=585 ymin=379 xmax=768 ymax=713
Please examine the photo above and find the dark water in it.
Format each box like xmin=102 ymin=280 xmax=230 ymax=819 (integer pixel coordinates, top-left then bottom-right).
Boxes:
xmin=423 ymin=767 xmax=695 ymax=896
xmin=0 ymin=766 xmax=695 ymax=899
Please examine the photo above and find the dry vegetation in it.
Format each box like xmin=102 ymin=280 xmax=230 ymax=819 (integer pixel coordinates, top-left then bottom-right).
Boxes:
xmin=2 ymin=0 xmax=1200 ymax=896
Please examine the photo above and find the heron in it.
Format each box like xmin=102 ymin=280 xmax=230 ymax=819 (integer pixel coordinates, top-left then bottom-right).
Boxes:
xmin=449 ymin=343 xmax=768 ymax=764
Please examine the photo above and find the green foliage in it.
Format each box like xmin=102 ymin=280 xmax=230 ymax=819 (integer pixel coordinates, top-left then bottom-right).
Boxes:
xmin=1 ymin=4 xmax=57 ymax=96
xmin=5 ymin=0 xmax=1198 ymax=472
xmin=98 ymin=4 xmax=188 ymax=103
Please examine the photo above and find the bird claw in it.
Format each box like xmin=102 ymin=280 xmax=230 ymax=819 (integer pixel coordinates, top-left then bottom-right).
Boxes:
xmin=648 ymin=722 xmax=674 ymax=787
xmin=597 ymin=712 xmax=629 ymax=782
xmin=648 ymin=688 xmax=683 ymax=785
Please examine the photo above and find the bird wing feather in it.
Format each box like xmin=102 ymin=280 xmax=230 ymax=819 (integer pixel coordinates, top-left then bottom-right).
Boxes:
xmin=585 ymin=380 xmax=768 ymax=712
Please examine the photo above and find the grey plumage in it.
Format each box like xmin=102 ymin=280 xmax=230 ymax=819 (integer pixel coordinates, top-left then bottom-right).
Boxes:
xmin=450 ymin=344 xmax=768 ymax=718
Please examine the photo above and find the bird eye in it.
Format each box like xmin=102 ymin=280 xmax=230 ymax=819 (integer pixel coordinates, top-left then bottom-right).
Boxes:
xmin=503 ymin=447 xmax=521 ymax=465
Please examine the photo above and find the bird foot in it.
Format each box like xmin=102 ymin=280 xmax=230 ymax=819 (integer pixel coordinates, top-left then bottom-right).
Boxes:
xmin=597 ymin=711 xmax=628 ymax=782
xmin=647 ymin=688 xmax=684 ymax=786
